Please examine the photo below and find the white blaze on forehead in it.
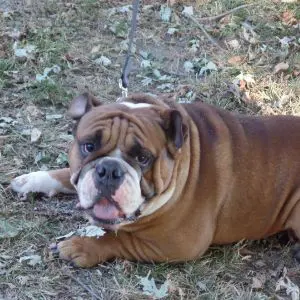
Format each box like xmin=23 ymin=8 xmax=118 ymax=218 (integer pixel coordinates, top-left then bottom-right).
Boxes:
xmin=121 ymin=102 xmax=152 ymax=109
xmin=109 ymin=148 xmax=122 ymax=159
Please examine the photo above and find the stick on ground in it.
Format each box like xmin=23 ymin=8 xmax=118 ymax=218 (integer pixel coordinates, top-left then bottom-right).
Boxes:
xmin=197 ymin=3 xmax=256 ymax=23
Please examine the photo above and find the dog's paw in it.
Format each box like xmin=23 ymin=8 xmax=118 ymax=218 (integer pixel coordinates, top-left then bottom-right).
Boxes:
xmin=54 ymin=237 xmax=100 ymax=268
xmin=10 ymin=171 xmax=63 ymax=200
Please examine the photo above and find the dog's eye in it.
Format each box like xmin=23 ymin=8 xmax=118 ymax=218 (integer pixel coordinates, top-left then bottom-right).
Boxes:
xmin=82 ymin=143 xmax=95 ymax=153
xmin=136 ymin=153 xmax=151 ymax=166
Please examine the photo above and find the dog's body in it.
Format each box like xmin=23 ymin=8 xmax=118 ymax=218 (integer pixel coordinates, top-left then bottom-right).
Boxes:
xmin=11 ymin=93 xmax=300 ymax=267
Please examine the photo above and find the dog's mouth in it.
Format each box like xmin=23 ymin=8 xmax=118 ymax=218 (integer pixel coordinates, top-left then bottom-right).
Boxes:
xmin=92 ymin=198 xmax=124 ymax=220
xmin=79 ymin=197 xmax=141 ymax=226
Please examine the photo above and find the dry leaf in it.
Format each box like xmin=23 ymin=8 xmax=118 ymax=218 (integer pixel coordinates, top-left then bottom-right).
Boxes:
xmin=167 ymin=0 xmax=177 ymax=6
xmin=227 ymin=39 xmax=240 ymax=50
xmin=137 ymin=271 xmax=169 ymax=299
xmin=252 ymin=277 xmax=263 ymax=289
xmin=282 ymin=11 xmax=297 ymax=26
xmin=242 ymin=91 xmax=252 ymax=103
xmin=19 ymin=254 xmax=42 ymax=266
xmin=274 ymin=62 xmax=289 ymax=74
xmin=276 ymin=267 xmax=299 ymax=300
xmin=30 ymin=128 xmax=42 ymax=143
xmin=228 ymin=56 xmax=243 ymax=65
xmin=242 ymin=23 xmax=259 ymax=44
xmin=182 ymin=6 xmax=193 ymax=17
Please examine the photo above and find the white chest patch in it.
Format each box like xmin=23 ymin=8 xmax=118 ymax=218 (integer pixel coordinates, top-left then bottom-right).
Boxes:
xmin=121 ymin=102 xmax=152 ymax=109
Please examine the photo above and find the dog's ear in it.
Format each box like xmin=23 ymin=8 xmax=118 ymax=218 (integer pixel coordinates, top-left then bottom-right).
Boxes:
xmin=162 ymin=109 xmax=188 ymax=150
xmin=68 ymin=93 xmax=102 ymax=120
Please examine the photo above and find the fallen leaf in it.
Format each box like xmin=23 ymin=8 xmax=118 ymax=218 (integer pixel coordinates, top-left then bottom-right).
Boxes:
xmin=188 ymin=39 xmax=199 ymax=53
xmin=282 ymin=11 xmax=297 ymax=26
xmin=13 ymin=42 xmax=36 ymax=60
xmin=56 ymin=225 xmax=105 ymax=241
xmin=119 ymin=39 xmax=136 ymax=53
xmin=19 ymin=254 xmax=42 ymax=266
xmin=45 ymin=114 xmax=63 ymax=120
xmin=183 ymin=61 xmax=194 ymax=73
xmin=36 ymin=65 xmax=61 ymax=82
xmin=228 ymin=56 xmax=243 ymax=65
xmin=252 ymin=276 xmax=263 ymax=289
xmin=167 ymin=0 xmax=177 ymax=6
xmin=199 ymin=61 xmax=218 ymax=76
xmin=26 ymin=105 xmax=43 ymax=118
xmin=94 ymin=55 xmax=111 ymax=66
xmin=55 ymin=231 xmax=75 ymax=241
xmin=254 ymin=260 xmax=266 ymax=268
xmin=274 ymin=62 xmax=289 ymax=74
xmin=137 ymin=271 xmax=169 ymax=299
xmin=157 ymin=83 xmax=175 ymax=92
xmin=167 ymin=27 xmax=179 ymax=35
xmin=0 ymin=117 xmax=14 ymax=124
xmin=242 ymin=23 xmax=259 ymax=44
xmin=109 ymin=20 xmax=128 ymax=38
xmin=236 ymin=73 xmax=255 ymax=86
xmin=182 ymin=6 xmax=193 ymax=17
xmin=141 ymin=59 xmax=152 ymax=68
xmin=239 ymin=79 xmax=247 ymax=90
xmin=293 ymin=70 xmax=300 ymax=77
xmin=91 ymin=45 xmax=101 ymax=54
xmin=77 ymin=225 xmax=105 ymax=238
xmin=141 ymin=77 xmax=153 ymax=86
xmin=227 ymin=39 xmax=240 ymax=50
xmin=278 ymin=36 xmax=295 ymax=48
xmin=1 ymin=10 xmax=14 ymax=19
xmin=276 ymin=267 xmax=299 ymax=300
xmin=160 ymin=5 xmax=172 ymax=22
xmin=196 ymin=281 xmax=208 ymax=292
xmin=56 ymin=152 xmax=68 ymax=165
xmin=30 ymin=128 xmax=42 ymax=143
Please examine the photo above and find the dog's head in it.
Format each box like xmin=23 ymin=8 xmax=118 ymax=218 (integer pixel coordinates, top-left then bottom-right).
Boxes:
xmin=68 ymin=93 xmax=189 ymax=229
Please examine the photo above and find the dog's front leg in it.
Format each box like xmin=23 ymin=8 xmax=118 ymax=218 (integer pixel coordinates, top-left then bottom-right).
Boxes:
xmin=10 ymin=168 xmax=75 ymax=199
xmin=55 ymin=231 xmax=173 ymax=267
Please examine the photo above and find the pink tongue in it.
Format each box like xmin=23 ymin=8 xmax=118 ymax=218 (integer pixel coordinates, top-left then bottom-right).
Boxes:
xmin=93 ymin=199 xmax=120 ymax=220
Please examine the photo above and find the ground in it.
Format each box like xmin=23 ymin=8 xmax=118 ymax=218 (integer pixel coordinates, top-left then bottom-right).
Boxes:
xmin=0 ymin=0 xmax=300 ymax=299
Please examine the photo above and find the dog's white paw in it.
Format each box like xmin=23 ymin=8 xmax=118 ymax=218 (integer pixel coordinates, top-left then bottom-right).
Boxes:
xmin=10 ymin=171 xmax=65 ymax=200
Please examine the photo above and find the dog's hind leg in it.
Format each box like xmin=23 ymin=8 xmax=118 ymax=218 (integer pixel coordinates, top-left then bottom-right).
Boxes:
xmin=10 ymin=168 xmax=75 ymax=200
xmin=284 ymin=201 xmax=300 ymax=262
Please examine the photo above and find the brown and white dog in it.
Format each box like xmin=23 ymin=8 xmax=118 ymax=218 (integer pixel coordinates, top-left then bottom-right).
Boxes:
xmin=10 ymin=93 xmax=300 ymax=267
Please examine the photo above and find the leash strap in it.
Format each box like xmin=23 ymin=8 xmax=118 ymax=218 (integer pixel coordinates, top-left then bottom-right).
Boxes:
xmin=119 ymin=0 xmax=140 ymax=98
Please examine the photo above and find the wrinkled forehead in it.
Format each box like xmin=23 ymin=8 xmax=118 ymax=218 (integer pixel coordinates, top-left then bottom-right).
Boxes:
xmin=76 ymin=103 xmax=166 ymax=153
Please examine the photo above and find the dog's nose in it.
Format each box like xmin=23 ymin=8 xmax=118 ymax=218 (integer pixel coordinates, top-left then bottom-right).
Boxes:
xmin=95 ymin=160 xmax=124 ymax=185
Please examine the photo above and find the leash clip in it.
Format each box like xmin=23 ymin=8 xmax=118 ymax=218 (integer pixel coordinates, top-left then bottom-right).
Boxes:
xmin=119 ymin=78 xmax=128 ymax=98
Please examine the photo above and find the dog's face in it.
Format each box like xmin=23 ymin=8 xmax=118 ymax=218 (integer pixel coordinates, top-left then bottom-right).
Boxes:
xmin=68 ymin=93 xmax=188 ymax=229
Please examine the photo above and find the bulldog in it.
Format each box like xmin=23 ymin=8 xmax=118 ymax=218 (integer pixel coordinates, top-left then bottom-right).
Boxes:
xmin=10 ymin=93 xmax=300 ymax=267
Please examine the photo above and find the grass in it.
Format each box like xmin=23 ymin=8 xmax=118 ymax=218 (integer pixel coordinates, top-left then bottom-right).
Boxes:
xmin=1 ymin=0 xmax=300 ymax=299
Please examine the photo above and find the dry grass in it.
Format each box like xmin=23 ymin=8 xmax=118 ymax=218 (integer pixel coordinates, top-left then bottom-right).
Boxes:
xmin=1 ymin=0 xmax=300 ymax=299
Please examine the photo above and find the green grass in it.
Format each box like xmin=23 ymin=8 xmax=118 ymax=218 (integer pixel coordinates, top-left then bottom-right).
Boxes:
xmin=0 ymin=58 xmax=15 ymax=89
xmin=27 ymin=79 xmax=72 ymax=106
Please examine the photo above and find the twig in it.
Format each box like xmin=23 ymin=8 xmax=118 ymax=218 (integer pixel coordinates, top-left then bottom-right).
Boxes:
xmin=185 ymin=14 xmax=224 ymax=51
xmin=65 ymin=272 xmax=103 ymax=300
xmin=197 ymin=3 xmax=256 ymax=23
